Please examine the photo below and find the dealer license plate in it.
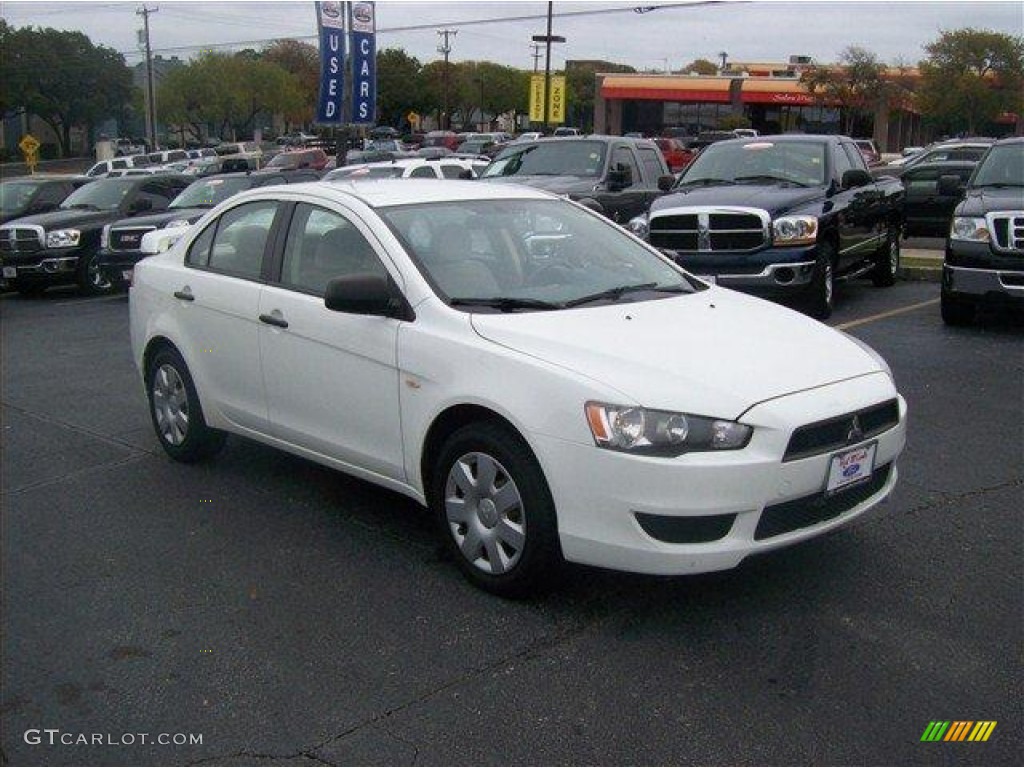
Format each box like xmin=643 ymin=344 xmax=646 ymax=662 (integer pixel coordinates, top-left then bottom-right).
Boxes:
xmin=2 ymin=266 xmax=16 ymax=278
xmin=122 ymin=269 xmax=134 ymax=283
xmin=825 ymin=442 xmax=876 ymax=495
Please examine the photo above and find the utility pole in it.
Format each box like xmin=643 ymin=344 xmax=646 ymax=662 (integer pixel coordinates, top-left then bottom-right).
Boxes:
xmin=437 ymin=29 xmax=457 ymax=130
xmin=530 ymin=43 xmax=543 ymax=73
xmin=137 ymin=5 xmax=158 ymax=150
xmin=531 ymin=2 xmax=565 ymax=130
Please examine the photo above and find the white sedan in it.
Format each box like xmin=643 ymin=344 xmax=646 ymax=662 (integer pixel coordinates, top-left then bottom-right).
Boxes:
xmin=130 ymin=179 xmax=907 ymax=596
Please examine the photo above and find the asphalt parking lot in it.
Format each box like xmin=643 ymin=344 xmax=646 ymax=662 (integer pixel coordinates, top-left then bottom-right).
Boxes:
xmin=1 ymin=275 xmax=1021 ymax=766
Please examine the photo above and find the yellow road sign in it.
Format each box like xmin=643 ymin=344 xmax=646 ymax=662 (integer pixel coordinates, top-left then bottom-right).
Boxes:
xmin=19 ymin=134 xmax=40 ymax=155
xmin=529 ymin=75 xmax=546 ymax=122
xmin=548 ymin=75 xmax=566 ymax=124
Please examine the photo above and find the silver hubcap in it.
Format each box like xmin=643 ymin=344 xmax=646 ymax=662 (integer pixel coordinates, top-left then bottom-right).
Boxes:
xmin=823 ymin=261 xmax=833 ymax=306
xmin=889 ymin=236 xmax=899 ymax=273
xmin=87 ymin=255 xmax=111 ymax=289
xmin=152 ymin=364 xmax=189 ymax=446
xmin=445 ymin=452 xmax=525 ymax=575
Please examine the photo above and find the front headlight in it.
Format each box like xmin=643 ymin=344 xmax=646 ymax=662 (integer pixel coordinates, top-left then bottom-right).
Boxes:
xmin=626 ymin=214 xmax=649 ymax=240
xmin=164 ymin=219 xmax=191 ymax=229
xmin=45 ymin=229 xmax=81 ymax=248
xmin=585 ymin=402 xmax=752 ymax=456
xmin=772 ymin=215 xmax=818 ymax=246
xmin=100 ymin=224 xmax=110 ymax=250
xmin=950 ymin=217 xmax=989 ymax=242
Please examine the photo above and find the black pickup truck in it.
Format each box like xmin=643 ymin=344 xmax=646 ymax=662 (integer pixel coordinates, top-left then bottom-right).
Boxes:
xmin=477 ymin=135 xmax=675 ymax=224
xmin=630 ymin=134 xmax=906 ymax=318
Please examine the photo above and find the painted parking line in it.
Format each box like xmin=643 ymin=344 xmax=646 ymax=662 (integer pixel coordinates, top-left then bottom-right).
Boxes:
xmin=834 ymin=298 xmax=940 ymax=331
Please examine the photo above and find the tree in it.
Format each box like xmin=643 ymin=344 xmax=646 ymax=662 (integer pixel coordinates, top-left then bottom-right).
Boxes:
xmin=916 ymin=28 xmax=1024 ymax=135
xmin=262 ymin=39 xmax=320 ymax=128
xmin=565 ymin=61 xmax=636 ymax=131
xmin=801 ymin=46 xmax=908 ymax=136
xmin=376 ymin=48 xmax=427 ymax=129
xmin=681 ymin=58 xmax=718 ymax=75
xmin=0 ymin=23 xmax=133 ymax=156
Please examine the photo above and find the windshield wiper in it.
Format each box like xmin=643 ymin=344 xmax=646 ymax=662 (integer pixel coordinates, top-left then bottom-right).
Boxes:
xmin=449 ymin=296 xmax=562 ymax=312
xmin=564 ymin=282 xmax=688 ymax=308
xmin=676 ymin=177 xmax=737 ymax=188
xmin=66 ymin=203 xmax=100 ymax=210
xmin=734 ymin=174 xmax=810 ymax=187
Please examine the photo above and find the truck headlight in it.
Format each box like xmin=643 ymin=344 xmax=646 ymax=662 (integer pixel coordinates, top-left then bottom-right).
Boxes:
xmin=626 ymin=214 xmax=649 ymax=240
xmin=950 ymin=217 xmax=989 ymax=242
xmin=772 ymin=215 xmax=818 ymax=246
xmin=45 ymin=229 xmax=81 ymax=248
xmin=585 ymin=402 xmax=752 ymax=456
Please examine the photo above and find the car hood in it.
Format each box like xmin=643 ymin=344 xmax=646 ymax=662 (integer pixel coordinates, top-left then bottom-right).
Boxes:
xmin=478 ymin=174 xmax=599 ymax=194
xmin=3 ymin=208 xmax=117 ymax=230
xmin=651 ymin=184 xmax=824 ymax=216
xmin=957 ymin=187 xmax=1024 ymax=217
xmin=469 ymin=287 xmax=883 ymax=419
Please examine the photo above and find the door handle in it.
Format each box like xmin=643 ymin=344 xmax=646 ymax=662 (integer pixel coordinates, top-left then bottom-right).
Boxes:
xmin=173 ymin=288 xmax=194 ymax=301
xmin=259 ymin=312 xmax=289 ymax=329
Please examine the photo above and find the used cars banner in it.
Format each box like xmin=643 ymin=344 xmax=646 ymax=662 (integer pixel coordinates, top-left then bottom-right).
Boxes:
xmin=348 ymin=2 xmax=376 ymax=124
xmin=315 ymin=1 xmax=345 ymax=124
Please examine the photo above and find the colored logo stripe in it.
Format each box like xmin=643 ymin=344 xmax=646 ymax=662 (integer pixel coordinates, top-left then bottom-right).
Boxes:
xmin=920 ymin=721 xmax=996 ymax=742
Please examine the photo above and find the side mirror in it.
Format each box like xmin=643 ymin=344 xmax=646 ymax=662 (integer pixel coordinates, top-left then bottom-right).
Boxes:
xmin=607 ymin=164 xmax=633 ymax=190
xmin=937 ymin=174 xmax=964 ymax=197
xmin=841 ymin=168 xmax=872 ymax=189
xmin=324 ymin=274 xmax=413 ymax=320
xmin=657 ymin=174 xmax=676 ymax=191
xmin=129 ymin=198 xmax=153 ymax=213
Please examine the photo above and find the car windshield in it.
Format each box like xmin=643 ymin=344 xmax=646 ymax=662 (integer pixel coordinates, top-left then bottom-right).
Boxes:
xmin=0 ymin=181 xmax=42 ymax=212
xmin=170 ymin=177 xmax=254 ymax=208
xmin=679 ymin=140 xmax=826 ymax=187
xmin=970 ymin=144 xmax=1024 ymax=187
xmin=377 ymin=198 xmax=697 ymax=310
xmin=59 ymin=178 xmax=135 ymax=211
xmin=481 ymin=141 xmax=607 ymax=178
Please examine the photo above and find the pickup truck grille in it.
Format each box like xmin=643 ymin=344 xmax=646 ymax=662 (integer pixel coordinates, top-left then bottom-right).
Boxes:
xmin=0 ymin=227 xmax=44 ymax=254
xmin=110 ymin=226 xmax=156 ymax=252
xmin=649 ymin=208 xmax=768 ymax=253
xmin=989 ymin=213 xmax=1024 ymax=252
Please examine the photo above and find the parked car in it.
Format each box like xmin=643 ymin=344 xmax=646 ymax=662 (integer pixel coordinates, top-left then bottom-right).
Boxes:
xmin=0 ymin=175 xmax=93 ymax=224
xmin=113 ymin=137 xmax=148 ymax=156
xmin=129 ymin=179 xmax=906 ymax=596
xmin=369 ymin=126 xmax=401 ymax=141
xmin=510 ymin=132 xmax=544 ymax=144
xmin=854 ymin=139 xmax=882 ymax=167
xmin=97 ymin=169 xmax=321 ymax=286
xmin=629 ymin=134 xmax=906 ymax=319
xmin=878 ymin=139 xmax=994 ymax=174
xmin=552 ymin=126 xmax=582 ymax=137
xmin=84 ymin=155 xmax=152 ymax=178
xmin=146 ymin=149 xmax=190 ymax=165
xmin=732 ymin=128 xmax=759 ymax=139
xmin=901 ymin=160 xmax=978 ymax=238
xmin=214 ymin=141 xmax=264 ymax=169
xmin=653 ymin=137 xmax=696 ymax=173
xmin=939 ymin=136 xmax=1024 ymax=325
xmin=422 ymin=130 xmax=461 ymax=151
xmin=276 ymin=131 xmax=318 ymax=147
xmin=264 ymin=148 xmax=330 ymax=171
xmin=478 ymin=135 xmax=675 ymax=224
xmin=324 ymin=156 xmax=488 ymax=181
xmin=0 ymin=173 xmax=192 ymax=296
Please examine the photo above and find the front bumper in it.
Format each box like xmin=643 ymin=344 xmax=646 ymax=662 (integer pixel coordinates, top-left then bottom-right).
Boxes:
xmin=97 ymin=248 xmax=148 ymax=283
xmin=0 ymin=248 xmax=84 ymax=285
xmin=942 ymin=264 xmax=1024 ymax=307
xmin=531 ymin=374 xmax=906 ymax=575
xmin=667 ymin=245 xmax=818 ymax=298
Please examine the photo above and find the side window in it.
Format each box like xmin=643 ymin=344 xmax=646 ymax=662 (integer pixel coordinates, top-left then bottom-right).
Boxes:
xmin=205 ymin=201 xmax=278 ymax=279
xmin=637 ymin=147 xmax=666 ymax=184
xmin=35 ymin=184 xmax=68 ymax=206
xmin=410 ymin=165 xmax=436 ymax=178
xmin=439 ymin=164 xmax=465 ymax=179
xmin=185 ymin=223 xmax=217 ymax=267
xmin=833 ymin=143 xmax=856 ymax=178
xmin=138 ymin=181 xmax=177 ymax=209
xmin=112 ymin=159 xmax=128 ymax=170
xmin=611 ymin=146 xmax=639 ymax=187
xmin=279 ymin=203 xmax=387 ymax=296
xmin=842 ymin=143 xmax=866 ymax=172
xmin=904 ymin=168 xmax=938 ymax=192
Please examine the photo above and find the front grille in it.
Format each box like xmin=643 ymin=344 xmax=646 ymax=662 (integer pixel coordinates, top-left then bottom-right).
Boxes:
xmin=755 ymin=463 xmax=892 ymax=540
xmin=990 ymin=213 xmax=1024 ymax=252
xmin=783 ymin=399 xmax=900 ymax=462
xmin=110 ymin=226 xmax=156 ymax=252
xmin=649 ymin=208 xmax=767 ymax=253
xmin=0 ymin=228 xmax=43 ymax=254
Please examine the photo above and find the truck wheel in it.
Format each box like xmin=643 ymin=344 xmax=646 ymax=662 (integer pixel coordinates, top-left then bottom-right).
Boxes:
xmin=77 ymin=251 xmax=120 ymax=296
xmin=872 ymin=226 xmax=900 ymax=287
xmin=431 ymin=421 xmax=561 ymax=597
xmin=805 ymin=246 xmax=835 ymax=320
xmin=941 ymin=290 xmax=975 ymax=326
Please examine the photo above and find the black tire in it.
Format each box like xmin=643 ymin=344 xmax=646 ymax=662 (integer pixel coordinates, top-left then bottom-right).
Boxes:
xmin=77 ymin=251 xmax=119 ymax=296
xmin=805 ymin=245 xmax=836 ymax=320
xmin=146 ymin=346 xmax=226 ymax=463
xmin=872 ymin=225 xmax=900 ymax=287
xmin=941 ymin=291 xmax=975 ymax=326
xmin=431 ymin=421 xmax=561 ymax=597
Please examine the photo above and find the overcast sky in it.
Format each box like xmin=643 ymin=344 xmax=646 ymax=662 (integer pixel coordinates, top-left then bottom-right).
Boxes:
xmin=2 ymin=0 xmax=1020 ymax=71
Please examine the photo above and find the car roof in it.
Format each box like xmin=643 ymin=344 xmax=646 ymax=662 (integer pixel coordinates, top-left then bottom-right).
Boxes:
xmin=280 ymin=179 xmax=555 ymax=208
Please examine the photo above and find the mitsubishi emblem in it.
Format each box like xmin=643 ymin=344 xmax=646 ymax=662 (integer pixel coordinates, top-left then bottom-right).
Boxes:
xmin=847 ymin=415 xmax=864 ymax=444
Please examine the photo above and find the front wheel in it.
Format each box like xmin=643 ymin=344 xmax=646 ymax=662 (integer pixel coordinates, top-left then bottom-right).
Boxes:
xmin=146 ymin=347 xmax=226 ymax=462
xmin=872 ymin=226 xmax=900 ymax=287
xmin=805 ymin=246 xmax=836 ymax=320
xmin=432 ymin=422 xmax=561 ymax=597
xmin=77 ymin=251 xmax=120 ymax=296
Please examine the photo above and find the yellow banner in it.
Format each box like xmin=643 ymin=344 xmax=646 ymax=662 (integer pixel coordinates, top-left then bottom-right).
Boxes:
xmin=529 ymin=75 xmax=546 ymax=122
xmin=548 ymin=75 xmax=566 ymax=124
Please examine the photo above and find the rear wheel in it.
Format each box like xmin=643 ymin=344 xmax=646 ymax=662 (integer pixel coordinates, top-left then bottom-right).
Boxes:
xmin=77 ymin=251 xmax=120 ymax=296
xmin=805 ymin=245 xmax=836 ymax=320
xmin=432 ymin=421 xmax=560 ymax=597
xmin=941 ymin=291 xmax=975 ymax=326
xmin=146 ymin=347 xmax=226 ymax=462
xmin=872 ymin=225 xmax=900 ymax=287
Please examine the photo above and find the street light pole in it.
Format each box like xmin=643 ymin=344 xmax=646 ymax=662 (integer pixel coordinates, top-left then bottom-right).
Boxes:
xmin=137 ymin=5 xmax=158 ymax=150
xmin=531 ymin=2 xmax=565 ymax=131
